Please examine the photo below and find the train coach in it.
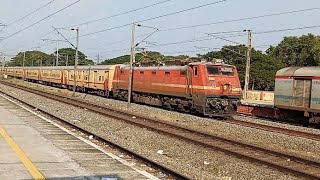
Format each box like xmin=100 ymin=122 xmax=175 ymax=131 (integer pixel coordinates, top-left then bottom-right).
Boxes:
xmin=3 ymin=61 xmax=242 ymax=117
xmin=274 ymin=66 xmax=320 ymax=123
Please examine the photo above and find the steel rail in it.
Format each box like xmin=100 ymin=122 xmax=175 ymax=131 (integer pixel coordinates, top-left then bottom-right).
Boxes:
xmin=0 ymin=85 xmax=189 ymax=180
xmin=228 ymin=116 xmax=320 ymax=141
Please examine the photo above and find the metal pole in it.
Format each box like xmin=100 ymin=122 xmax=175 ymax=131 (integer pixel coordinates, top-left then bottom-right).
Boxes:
xmin=73 ymin=27 xmax=79 ymax=96
xmin=23 ymin=52 xmax=26 ymax=80
xmin=244 ymin=30 xmax=252 ymax=99
xmin=1 ymin=53 xmax=3 ymax=76
xmin=127 ymin=23 xmax=136 ymax=107
xmin=97 ymin=53 xmax=100 ymax=65
xmin=66 ymin=55 xmax=68 ymax=66
xmin=56 ymin=41 xmax=59 ymax=66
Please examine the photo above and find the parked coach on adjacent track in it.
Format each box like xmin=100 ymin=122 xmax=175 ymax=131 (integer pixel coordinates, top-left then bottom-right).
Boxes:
xmin=2 ymin=61 xmax=242 ymax=117
xmin=275 ymin=67 xmax=320 ymax=123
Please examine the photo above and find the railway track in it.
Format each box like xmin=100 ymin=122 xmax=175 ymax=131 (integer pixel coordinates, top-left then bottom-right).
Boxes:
xmin=0 ymin=84 xmax=189 ymax=180
xmin=227 ymin=116 xmax=320 ymax=141
xmin=1 ymin=80 xmax=320 ymax=179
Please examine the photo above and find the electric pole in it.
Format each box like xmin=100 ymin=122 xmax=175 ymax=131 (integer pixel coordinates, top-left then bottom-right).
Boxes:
xmin=66 ymin=55 xmax=69 ymax=66
xmin=0 ymin=53 xmax=3 ymax=76
xmin=127 ymin=23 xmax=136 ymax=107
xmin=96 ymin=53 xmax=100 ymax=65
xmin=72 ymin=27 xmax=79 ymax=96
xmin=243 ymin=29 xmax=252 ymax=100
xmin=56 ymin=41 xmax=59 ymax=66
xmin=23 ymin=52 xmax=26 ymax=80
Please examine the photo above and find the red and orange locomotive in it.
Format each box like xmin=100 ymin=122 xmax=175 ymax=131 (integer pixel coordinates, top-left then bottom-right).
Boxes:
xmin=113 ymin=61 xmax=242 ymax=116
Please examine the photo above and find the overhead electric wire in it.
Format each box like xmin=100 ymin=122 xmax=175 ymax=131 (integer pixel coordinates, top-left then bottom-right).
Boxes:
xmin=150 ymin=33 xmax=245 ymax=47
xmin=65 ymin=0 xmax=175 ymax=28
xmin=253 ymin=25 xmax=320 ymax=34
xmin=160 ymin=7 xmax=320 ymax=31
xmin=81 ymin=7 xmax=320 ymax=51
xmin=6 ymin=0 xmax=57 ymax=27
xmin=79 ymin=0 xmax=227 ymax=38
xmin=0 ymin=0 xmax=81 ymax=42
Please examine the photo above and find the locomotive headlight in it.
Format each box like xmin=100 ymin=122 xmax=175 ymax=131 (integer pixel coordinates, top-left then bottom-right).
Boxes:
xmin=223 ymin=84 xmax=228 ymax=91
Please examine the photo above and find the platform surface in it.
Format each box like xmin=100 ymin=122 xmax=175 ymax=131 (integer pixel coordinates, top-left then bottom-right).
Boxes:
xmin=0 ymin=95 xmax=159 ymax=180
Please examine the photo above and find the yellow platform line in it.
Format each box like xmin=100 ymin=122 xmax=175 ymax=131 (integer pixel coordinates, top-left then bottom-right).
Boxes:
xmin=0 ymin=127 xmax=46 ymax=180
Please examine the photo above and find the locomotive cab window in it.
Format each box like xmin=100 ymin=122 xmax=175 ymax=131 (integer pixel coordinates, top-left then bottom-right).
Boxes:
xmin=221 ymin=67 xmax=234 ymax=76
xmin=207 ymin=66 xmax=219 ymax=75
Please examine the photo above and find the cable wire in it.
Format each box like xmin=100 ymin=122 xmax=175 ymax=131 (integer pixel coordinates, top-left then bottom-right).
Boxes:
xmin=79 ymin=0 xmax=227 ymax=38
xmin=161 ymin=7 xmax=320 ymax=31
xmin=0 ymin=0 xmax=80 ymax=42
xmin=6 ymin=0 xmax=57 ymax=27
xmin=65 ymin=0 xmax=174 ymax=28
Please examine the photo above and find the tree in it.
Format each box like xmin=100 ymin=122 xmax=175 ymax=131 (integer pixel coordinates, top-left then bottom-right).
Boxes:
xmin=52 ymin=48 xmax=93 ymax=66
xmin=100 ymin=51 xmax=171 ymax=65
xmin=267 ymin=34 xmax=320 ymax=66
xmin=9 ymin=51 xmax=50 ymax=67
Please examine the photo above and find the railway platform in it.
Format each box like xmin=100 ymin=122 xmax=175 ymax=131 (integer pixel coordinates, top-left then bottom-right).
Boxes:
xmin=0 ymin=95 xmax=159 ymax=180
xmin=240 ymin=99 xmax=274 ymax=108
xmin=238 ymin=99 xmax=275 ymax=117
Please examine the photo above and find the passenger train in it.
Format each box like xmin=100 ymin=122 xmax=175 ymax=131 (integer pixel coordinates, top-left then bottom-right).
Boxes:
xmin=1 ymin=61 xmax=242 ymax=117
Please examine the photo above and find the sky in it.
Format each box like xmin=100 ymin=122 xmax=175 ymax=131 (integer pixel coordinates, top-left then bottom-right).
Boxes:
xmin=0 ymin=0 xmax=319 ymax=62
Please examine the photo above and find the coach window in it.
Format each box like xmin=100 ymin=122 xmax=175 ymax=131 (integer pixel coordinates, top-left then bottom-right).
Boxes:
xmin=165 ymin=71 xmax=170 ymax=76
xmin=140 ymin=71 xmax=144 ymax=75
xmin=121 ymin=70 xmax=124 ymax=74
xmin=194 ymin=67 xmax=198 ymax=76
xmin=152 ymin=71 xmax=156 ymax=75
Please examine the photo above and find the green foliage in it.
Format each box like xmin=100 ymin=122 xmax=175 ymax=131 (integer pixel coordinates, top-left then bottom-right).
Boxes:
xmin=267 ymin=34 xmax=320 ymax=66
xmin=52 ymin=48 xmax=93 ymax=66
xmin=8 ymin=51 xmax=50 ymax=67
xmin=100 ymin=55 xmax=131 ymax=65
xmin=9 ymin=48 xmax=93 ymax=67
xmin=100 ymin=51 xmax=180 ymax=65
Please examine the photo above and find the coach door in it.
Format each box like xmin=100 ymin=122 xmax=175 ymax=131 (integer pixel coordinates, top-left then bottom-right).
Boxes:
xmin=93 ymin=71 xmax=98 ymax=88
xmin=293 ymin=79 xmax=312 ymax=108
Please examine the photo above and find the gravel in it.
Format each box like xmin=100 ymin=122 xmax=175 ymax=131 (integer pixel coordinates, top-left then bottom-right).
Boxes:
xmin=7 ymin=79 xmax=320 ymax=160
xmin=1 ymin=79 xmax=318 ymax=179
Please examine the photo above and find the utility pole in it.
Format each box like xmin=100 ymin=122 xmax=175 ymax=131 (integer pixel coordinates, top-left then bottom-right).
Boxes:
xmin=23 ymin=52 xmax=26 ymax=80
xmin=0 ymin=53 xmax=3 ymax=76
xmin=96 ymin=53 xmax=100 ymax=65
xmin=127 ymin=23 xmax=136 ymax=107
xmin=243 ymin=29 xmax=252 ymax=100
xmin=66 ymin=55 xmax=69 ymax=66
xmin=56 ymin=41 xmax=59 ymax=66
xmin=72 ymin=27 xmax=79 ymax=96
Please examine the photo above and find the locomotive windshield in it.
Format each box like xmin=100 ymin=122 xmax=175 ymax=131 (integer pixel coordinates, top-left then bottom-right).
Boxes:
xmin=207 ymin=66 xmax=234 ymax=76
xmin=221 ymin=67 xmax=234 ymax=76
